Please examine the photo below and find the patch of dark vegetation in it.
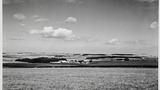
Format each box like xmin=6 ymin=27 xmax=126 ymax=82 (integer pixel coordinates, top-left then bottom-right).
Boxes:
xmin=86 ymin=56 xmax=109 ymax=59
xmin=82 ymin=54 xmax=106 ymax=56
xmin=73 ymin=54 xmax=81 ymax=55
xmin=3 ymin=52 xmax=6 ymax=54
xmin=143 ymin=57 xmax=158 ymax=61
xmin=111 ymin=54 xmax=135 ymax=56
xmin=54 ymin=55 xmax=65 ymax=57
xmin=15 ymin=57 xmax=67 ymax=63
xmin=86 ymin=56 xmax=142 ymax=59
xmin=17 ymin=52 xmax=23 ymax=54
xmin=3 ymin=55 xmax=21 ymax=58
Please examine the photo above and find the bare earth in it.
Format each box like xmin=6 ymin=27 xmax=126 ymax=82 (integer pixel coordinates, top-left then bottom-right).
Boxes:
xmin=3 ymin=68 xmax=158 ymax=90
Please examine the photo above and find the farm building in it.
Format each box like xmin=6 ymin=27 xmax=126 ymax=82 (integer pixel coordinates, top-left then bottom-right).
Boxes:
xmin=50 ymin=60 xmax=68 ymax=63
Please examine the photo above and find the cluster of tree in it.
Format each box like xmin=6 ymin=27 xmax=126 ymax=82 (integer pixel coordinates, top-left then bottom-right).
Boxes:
xmin=54 ymin=55 xmax=65 ymax=57
xmin=73 ymin=54 xmax=81 ymax=56
xmin=15 ymin=57 xmax=67 ymax=63
xmin=86 ymin=56 xmax=109 ymax=59
xmin=82 ymin=54 xmax=106 ymax=56
xmin=111 ymin=54 xmax=134 ymax=56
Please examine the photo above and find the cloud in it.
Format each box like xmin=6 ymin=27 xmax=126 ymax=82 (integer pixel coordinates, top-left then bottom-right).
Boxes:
xmin=19 ymin=24 xmax=25 ymax=27
xmin=77 ymin=37 xmax=97 ymax=42
xmin=65 ymin=17 xmax=77 ymax=23
xmin=13 ymin=13 xmax=26 ymax=21
xmin=57 ymin=17 xmax=77 ymax=25
xmin=105 ymin=39 xmax=145 ymax=45
xmin=105 ymin=39 xmax=121 ymax=45
xmin=32 ymin=15 xmax=39 ymax=18
xmin=32 ymin=15 xmax=49 ymax=22
xmin=85 ymin=38 xmax=97 ymax=42
xmin=63 ymin=0 xmax=77 ymax=3
xmin=35 ymin=18 xmax=49 ymax=22
xmin=30 ymin=26 xmax=79 ymax=41
xmin=9 ymin=37 xmax=24 ymax=40
xmin=150 ymin=21 xmax=158 ymax=30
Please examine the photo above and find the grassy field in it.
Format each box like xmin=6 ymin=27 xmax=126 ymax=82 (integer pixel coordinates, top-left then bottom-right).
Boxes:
xmin=3 ymin=68 xmax=158 ymax=90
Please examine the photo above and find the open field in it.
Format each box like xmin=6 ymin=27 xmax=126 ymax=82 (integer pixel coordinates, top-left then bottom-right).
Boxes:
xmin=3 ymin=68 xmax=158 ymax=90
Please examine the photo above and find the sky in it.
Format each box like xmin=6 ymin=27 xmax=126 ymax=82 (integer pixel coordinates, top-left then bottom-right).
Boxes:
xmin=3 ymin=0 xmax=158 ymax=56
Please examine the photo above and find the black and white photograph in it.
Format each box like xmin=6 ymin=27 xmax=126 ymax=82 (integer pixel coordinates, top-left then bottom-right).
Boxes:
xmin=3 ymin=0 xmax=158 ymax=90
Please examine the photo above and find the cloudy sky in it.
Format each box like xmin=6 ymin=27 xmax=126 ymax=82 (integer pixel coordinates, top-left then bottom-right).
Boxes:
xmin=3 ymin=0 xmax=158 ymax=56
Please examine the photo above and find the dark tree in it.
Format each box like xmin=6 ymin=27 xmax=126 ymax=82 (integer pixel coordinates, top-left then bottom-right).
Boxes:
xmin=124 ymin=58 xmax=129 ymax=61
xmin=89 ymin=59 xmax=92 ymax=63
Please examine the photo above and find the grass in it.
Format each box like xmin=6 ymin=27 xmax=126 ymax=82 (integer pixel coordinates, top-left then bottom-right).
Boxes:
xmin=3 ymin=68 xmax=158 ymax=90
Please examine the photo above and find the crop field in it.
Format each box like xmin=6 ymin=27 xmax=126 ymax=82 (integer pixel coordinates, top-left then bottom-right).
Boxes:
xmin=3 ymin=68 xmax=158 ymax=90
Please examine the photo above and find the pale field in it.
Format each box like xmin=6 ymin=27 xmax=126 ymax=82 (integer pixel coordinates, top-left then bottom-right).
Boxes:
xmin=3 ymin=68 xmax=158 ymax=90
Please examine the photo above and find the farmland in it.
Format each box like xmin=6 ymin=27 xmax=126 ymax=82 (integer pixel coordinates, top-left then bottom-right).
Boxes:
xmin=3 ymin=52 xmax=158 ymax=89
xmin=3 ymin=52 xmax=158 ymax=68
xmin=3 ymin=68 xmax=158 ymax=90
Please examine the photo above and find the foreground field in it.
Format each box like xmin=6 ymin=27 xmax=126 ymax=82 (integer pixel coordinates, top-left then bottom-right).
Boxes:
xmin=3 ymin=68 xmax=158 ymax=90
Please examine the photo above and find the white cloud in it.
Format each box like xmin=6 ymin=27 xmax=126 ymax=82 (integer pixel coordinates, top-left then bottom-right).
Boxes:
xmin=106 ymin=39 xmax=121 ymax=45
xmin=105 ymin=39 xmax=145 ymax=45
xmin=30 ymin=26 xmax=79 ymax=41
xmin=32 ymin=15 xmax=39 ymax=18
xmin=63 ymin=0 xmax=77 ymax=3
xmin=150 ymin=21 xmax=158 ymax=29
xmin=65 ymin=17 xmax=77 ymax=23
xmin=13 ymin=13 xmax=26 ymax=20
xmin=32 ymin=15 xmax=49 ymax=22
xmin=84 ymin=37 xmax=97 ymax=42
xmin=35 ymin=18 xmax=49 ymax=22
